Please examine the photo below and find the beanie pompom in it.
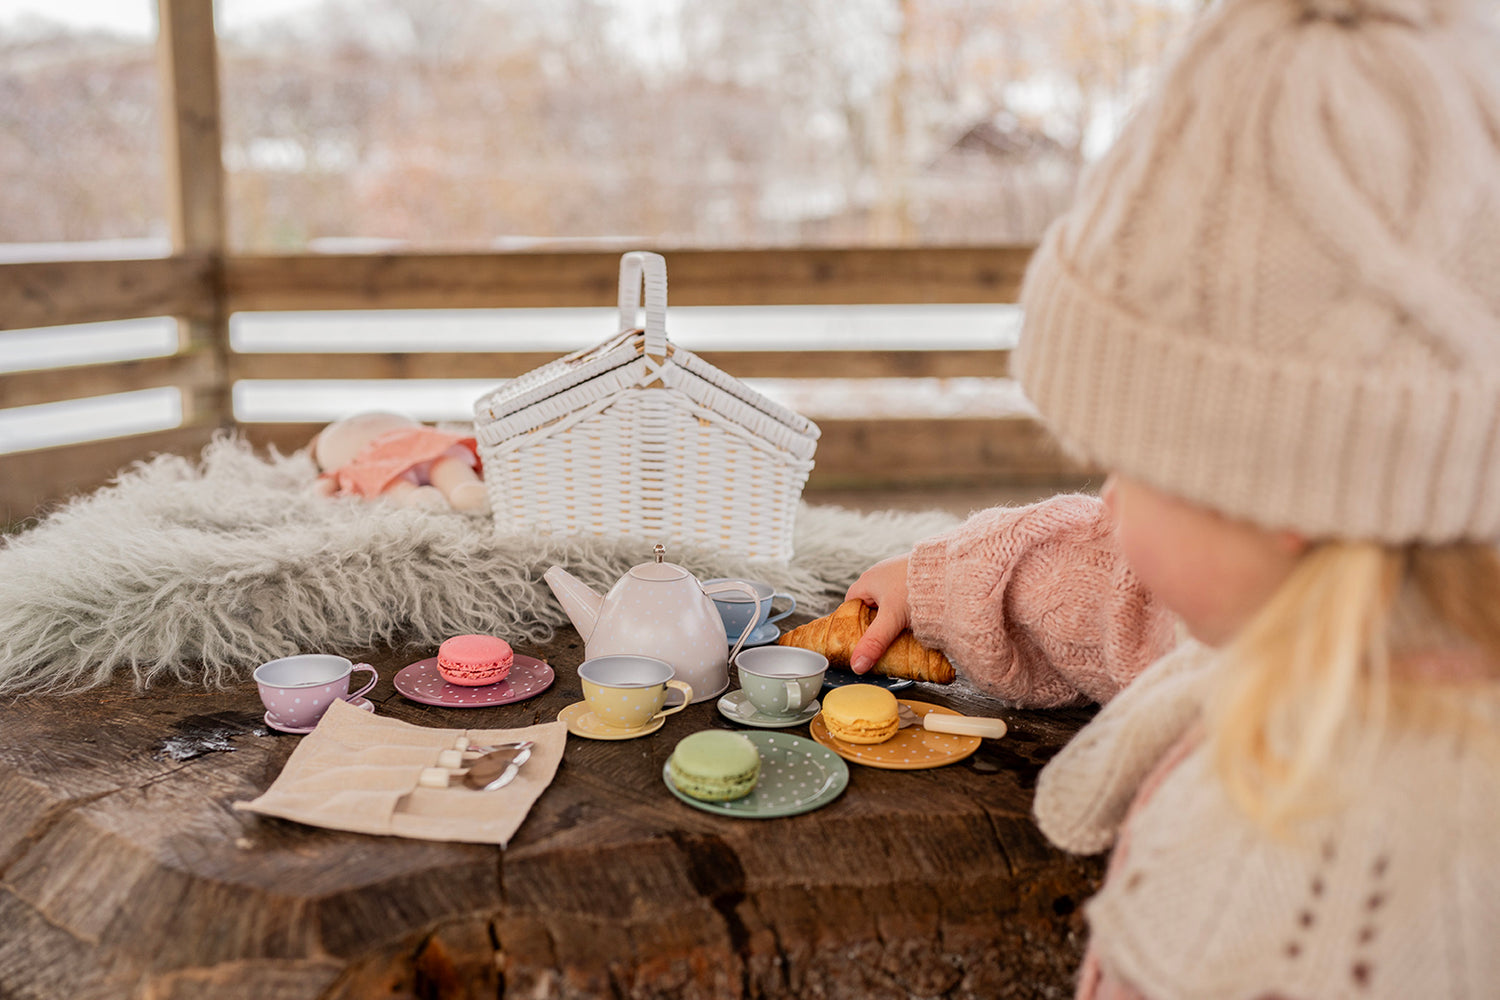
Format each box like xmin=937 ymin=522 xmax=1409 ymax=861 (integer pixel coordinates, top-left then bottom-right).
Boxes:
xmin=1298 ymin=0 xmax=1465 ymax=26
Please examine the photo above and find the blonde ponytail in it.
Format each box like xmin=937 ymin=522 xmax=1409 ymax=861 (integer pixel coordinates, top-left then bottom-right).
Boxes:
xmin=1210 ymin=542 xmax=1500 ymax=831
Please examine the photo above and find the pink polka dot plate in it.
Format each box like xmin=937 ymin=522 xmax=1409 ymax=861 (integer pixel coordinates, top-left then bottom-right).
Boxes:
xmin=808 ymin=700 xmax=980 ymax=770
xmin=394 ymin=655 xmax=554 ymax=708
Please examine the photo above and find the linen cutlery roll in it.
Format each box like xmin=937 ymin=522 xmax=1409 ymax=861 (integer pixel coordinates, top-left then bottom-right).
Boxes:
xmin=235 ymin=698 xmax=567 ymax=846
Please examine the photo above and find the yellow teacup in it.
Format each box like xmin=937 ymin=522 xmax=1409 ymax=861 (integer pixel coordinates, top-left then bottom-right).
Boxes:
xmin=578 ymin=655 xmax=694 ymax=731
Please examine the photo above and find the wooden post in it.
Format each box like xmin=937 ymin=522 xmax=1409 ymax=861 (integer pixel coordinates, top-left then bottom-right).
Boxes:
xmin=157 ymin=0 xmax=231 ymax=431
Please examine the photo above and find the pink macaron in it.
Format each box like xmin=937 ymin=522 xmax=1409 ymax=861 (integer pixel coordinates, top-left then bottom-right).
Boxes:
xmin=436 ymin=634 xmax=514 ymax=686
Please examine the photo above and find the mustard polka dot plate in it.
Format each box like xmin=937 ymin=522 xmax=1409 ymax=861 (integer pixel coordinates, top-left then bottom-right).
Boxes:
xmin=809 ymin=700 xmax=981 ymax=770
xmin=557 ymin=699 xmax=666 ymax=740
xmin=663 ymin=731 xmax=849 ymax=819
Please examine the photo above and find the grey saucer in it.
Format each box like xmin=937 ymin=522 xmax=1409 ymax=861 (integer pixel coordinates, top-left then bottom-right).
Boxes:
xmin=716 ymin=689 xmax=820 ymax=728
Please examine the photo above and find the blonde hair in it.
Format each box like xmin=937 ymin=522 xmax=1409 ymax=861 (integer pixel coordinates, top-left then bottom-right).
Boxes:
xmin=1210 ymin=542 xmax=1500 ymax=830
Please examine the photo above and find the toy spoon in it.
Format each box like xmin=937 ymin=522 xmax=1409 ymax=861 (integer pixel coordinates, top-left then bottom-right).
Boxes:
xmin=463 ymin=743 xmax=533 ymax=791
xmin=896 ymin=704 xmax=1006 ymax=739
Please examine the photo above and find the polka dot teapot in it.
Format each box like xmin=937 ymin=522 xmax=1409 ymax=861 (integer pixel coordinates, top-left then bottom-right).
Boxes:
xmin=543 ymin=546 xmax=759 ymax=704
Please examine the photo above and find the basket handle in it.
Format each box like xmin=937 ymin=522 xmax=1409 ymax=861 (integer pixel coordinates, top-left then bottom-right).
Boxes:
xmin=617 ymin=251 xmax=668 ymax=362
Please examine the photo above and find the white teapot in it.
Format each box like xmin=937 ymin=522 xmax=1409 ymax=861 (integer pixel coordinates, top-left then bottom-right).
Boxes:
xmin=543 ymin=545 xmax=758 ymax=703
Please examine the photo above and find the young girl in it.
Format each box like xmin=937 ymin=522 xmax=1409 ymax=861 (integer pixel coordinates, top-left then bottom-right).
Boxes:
xmin=847 ymin=0 xmax=1500 ymax=996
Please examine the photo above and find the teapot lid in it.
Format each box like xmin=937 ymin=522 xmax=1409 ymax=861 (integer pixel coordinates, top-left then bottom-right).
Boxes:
xmin=626 ymin=544 xmax=690 ymax=582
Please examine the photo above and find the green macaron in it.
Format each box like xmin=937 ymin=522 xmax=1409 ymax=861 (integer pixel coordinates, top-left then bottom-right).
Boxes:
xmin=668 ymin=730 xmax=761 ymax=802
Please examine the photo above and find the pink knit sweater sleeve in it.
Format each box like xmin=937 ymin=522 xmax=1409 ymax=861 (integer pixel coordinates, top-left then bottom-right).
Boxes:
xmin=906 ymin=494 xmax=1176 ymax=707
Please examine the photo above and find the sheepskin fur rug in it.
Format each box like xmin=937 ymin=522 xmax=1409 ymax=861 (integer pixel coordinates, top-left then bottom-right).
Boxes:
xmin=0 ymin=436 xmax=961 ymax=696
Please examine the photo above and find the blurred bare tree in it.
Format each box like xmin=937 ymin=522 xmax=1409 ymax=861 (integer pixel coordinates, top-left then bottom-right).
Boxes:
xmin=0 ymin=0 xmax=1202 ymax=253
xmin=0 ymin=23 xmax=164 ymax=246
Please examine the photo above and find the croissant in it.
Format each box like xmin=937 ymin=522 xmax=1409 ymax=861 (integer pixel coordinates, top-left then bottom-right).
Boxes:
xmin=777 ymin=599 xmax=955 ymax=684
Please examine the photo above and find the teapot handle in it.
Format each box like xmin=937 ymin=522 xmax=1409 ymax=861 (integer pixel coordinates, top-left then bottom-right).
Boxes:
xmin=706 ymin=580 xmax=763 ymax=662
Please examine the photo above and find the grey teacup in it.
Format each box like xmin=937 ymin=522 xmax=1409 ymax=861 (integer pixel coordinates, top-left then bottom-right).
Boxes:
xmin=734 ymin=646 xmax=827 ymax=717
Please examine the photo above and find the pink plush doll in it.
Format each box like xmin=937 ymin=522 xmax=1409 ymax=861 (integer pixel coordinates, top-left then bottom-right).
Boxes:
xmin=310 ymin=412 xmax=489 ymax=513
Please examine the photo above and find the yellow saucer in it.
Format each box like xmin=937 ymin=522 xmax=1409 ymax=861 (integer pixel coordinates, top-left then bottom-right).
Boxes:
xmin=809 ymin=700 xmax=980 ymax=769
xmin=557 ymin=700 xmax=666 ymax=741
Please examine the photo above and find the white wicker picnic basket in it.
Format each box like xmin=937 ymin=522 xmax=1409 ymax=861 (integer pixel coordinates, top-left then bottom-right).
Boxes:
xmin=472 ymin=251 xmax=820 ymax=561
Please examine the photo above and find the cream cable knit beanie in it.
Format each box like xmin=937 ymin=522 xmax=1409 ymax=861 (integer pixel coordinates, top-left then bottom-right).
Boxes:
xmin=1014 ymin=0 xmax=1500 ymax=543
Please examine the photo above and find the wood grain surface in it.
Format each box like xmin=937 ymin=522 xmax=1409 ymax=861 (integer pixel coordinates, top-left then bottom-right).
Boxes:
xmin=222 ymin=247 xmax=1033 ymax=312
xmin=0 ymin=622 xmax=1102 ymax=1000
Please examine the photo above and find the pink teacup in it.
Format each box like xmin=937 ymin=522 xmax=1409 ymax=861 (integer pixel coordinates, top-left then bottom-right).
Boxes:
xmin=254 ymin=654 xmax=377 ymax=730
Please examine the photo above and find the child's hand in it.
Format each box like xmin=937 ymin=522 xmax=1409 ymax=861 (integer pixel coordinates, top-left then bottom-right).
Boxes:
xmin=844 ymin=554 xmax=912 ymax=674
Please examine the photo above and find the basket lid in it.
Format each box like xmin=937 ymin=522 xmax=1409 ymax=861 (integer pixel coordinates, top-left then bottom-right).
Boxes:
xmin=474 ymin=355 xmax=819 ymax=461
xmin=474 ymin=328 xmax=640 ymax=427
xmin=476 ymin=252 xmax=672 ymax=427
xmin=668 ymin=345 xmax=820 ymax=441
xmin=474 ymin=251 xmax=819 ymax=451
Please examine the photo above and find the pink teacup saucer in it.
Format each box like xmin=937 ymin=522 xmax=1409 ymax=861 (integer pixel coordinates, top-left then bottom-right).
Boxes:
xmin=263 ymin=695 xmax=375 ymax=735
xmin=393 ymin=655 xmax=555 ymax=708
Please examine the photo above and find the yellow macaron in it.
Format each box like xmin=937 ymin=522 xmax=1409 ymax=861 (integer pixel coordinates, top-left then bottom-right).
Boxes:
xmin=821 ymin=684 xmax=900 ymax=744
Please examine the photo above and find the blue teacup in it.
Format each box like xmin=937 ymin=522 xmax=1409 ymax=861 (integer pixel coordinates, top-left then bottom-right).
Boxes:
xmin=703 ymin=578 xmax=796 ymax=640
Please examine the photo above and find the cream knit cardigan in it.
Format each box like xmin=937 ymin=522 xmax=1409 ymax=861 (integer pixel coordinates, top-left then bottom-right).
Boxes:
xmin=907 ymin=497 xmax=1500 ymax=999
xmin=1038 ymin=645 xmax=1500 ymax=999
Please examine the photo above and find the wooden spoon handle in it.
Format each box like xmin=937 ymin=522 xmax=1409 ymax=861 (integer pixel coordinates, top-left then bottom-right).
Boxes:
xmin=925 ymin=714 xmax=1007 ymax=739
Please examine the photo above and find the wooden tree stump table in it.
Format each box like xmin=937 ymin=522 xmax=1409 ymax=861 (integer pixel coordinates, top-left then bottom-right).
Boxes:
xmin=0 ymin=626 xmax=1103 ymax=1000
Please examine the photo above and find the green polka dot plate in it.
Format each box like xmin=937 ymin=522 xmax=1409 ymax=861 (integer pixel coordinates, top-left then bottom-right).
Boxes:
xmin=662 ymin=730 xmax=849 ymax=819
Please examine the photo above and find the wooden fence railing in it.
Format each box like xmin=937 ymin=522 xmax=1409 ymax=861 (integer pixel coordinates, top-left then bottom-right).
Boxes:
xmin=0 ymin=246 xmax=1092 ymax=522
xmin=0 ymin=0 xmax=1090 ymax=523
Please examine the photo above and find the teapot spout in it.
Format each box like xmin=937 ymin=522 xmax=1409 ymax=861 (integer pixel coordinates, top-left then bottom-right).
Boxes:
xmin=543 ymin=566 xmax=604 ymax=641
